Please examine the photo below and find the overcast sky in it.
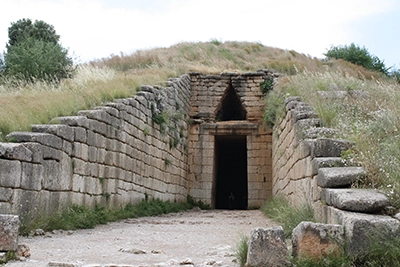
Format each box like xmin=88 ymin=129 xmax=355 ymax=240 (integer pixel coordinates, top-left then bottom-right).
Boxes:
xmin=1 ymin=0 xmax=400 ymax=68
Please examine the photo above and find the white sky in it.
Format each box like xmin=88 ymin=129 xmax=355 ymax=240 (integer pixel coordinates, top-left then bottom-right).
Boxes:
xmin=1 ymin=0 xmax=400 ymax=68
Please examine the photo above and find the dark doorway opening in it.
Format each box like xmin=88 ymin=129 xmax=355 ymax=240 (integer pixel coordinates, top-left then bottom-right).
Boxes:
xmin=214 ymin=135 xmax=248 ymax=209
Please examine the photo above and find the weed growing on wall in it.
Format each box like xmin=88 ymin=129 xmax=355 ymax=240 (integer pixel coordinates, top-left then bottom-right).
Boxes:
xmin=263 ymin=90 xmax=285 ymax=127
xmin=151 ymin=89 xmax=184 ymax=150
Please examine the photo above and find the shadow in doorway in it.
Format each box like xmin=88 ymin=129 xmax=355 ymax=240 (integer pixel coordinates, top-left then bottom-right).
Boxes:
xmin=214 ymin=135 xmax=248 ymax=210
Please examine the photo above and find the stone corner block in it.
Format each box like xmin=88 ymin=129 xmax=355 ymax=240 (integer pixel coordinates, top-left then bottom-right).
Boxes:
xmin=0 ymin=214 xmax=20 ymax=251
xmin=292 ymin=221 xmax=344 ymax=260
xmin=246 ymin=226 xmax=290 ymax=267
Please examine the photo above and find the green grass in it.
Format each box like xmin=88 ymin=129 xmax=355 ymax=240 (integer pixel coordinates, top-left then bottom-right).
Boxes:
xmin=20 ymin=197 xmax=207 ymax=235
xmin=261 ymin=196 xmax=315 ymax=238
xmin=234 ymin=234 xmax=249 ymax=267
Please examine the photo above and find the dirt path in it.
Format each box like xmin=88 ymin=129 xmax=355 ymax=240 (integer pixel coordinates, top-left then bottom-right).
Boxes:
xmin=6 ymin=209 xmax=275 ymax=267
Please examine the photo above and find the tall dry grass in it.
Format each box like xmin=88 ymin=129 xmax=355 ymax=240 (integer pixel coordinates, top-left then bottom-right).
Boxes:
xmin=0 ymin=65 xmax=139 ymax=141
xmin=0 ymin=41 xmax=340 ymax=141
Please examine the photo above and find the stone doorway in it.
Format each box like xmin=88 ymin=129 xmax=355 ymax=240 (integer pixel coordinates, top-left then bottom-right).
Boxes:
xmin=214 ymin=135 xmax=248 ymax=210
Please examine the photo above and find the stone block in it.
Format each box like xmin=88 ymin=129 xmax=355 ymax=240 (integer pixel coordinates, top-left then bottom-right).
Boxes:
xmin=42 ymin=146 xmax=62 ymax=161
xmin=292 ymin=222 xmax=344 ymax=260
xmin=31 ymin=124 xmax=74 ymax=142
xmin=0 ymin=159 xmax=21 ymax=188
xmin=0 ymin=143 xmax=32 ymax=161
xmin=312 ymin=138 xmax=352 ymax=158
xmin=23 ymin=143 xmax=43 ymax=163
xmin=52 ymin=116 xmax=90 ymax=129
xmin=21 ymin=162 xmax=43 ymax=191
xmin=72 ymin=174 xmax=85 ymax=193
xmin=246 ymin=226 xmax=290 ymax=267
xmin=0 ymin=214 xmax=20 ymax=251
xmin=321 ymin=188 xmax=389 ymax=213
xmin=42 ymin=160 xmax=61 ymax=190
xmin=311 ymin=157 xmax=345 ymax=176
xmin=342 ymin=211 xmax=400 ymax=256
xmin=73 ymin=127 xmax=87 ymax=143
xmin=72 ymin=143 xmax=89 ymax=161
xmin=317 ymin=167 xmax=366 ymax=188
xmin=6 ymin=132 xmax=62 ymax=150
xmin=63 ymin=140 xmax=73 ymax=156
xmin=0 ymin=188 xmax=13 ymax=202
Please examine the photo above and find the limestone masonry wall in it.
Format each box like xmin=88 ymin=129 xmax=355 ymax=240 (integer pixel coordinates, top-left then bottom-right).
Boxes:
xmin=0 ymin=75 xmax=192 ymax=223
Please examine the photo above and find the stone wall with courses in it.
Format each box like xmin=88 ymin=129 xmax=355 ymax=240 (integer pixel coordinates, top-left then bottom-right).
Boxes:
xmin=272 ymin=96 xmax=350 ymax=220
xmin=188 ymin=71 xmax=273 ymax=208
xmin=0 ymin=74 xmax=192 ymax=223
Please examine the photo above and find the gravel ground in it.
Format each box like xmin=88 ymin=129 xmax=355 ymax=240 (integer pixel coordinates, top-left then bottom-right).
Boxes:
xmin=6 ymin=209 xmax=275 ymax=267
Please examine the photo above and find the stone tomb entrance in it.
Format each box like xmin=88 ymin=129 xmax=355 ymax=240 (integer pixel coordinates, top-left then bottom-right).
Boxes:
xmin=188 ymin=71 xmax=273 ymax=208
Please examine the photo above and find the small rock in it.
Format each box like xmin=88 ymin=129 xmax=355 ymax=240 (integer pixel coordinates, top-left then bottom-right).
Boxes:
xmin=0 ymin=252 xmax=6 ymax=262
xmin=204 ymin=260 xmax=216 ymax=265
xmin=48 ymin=261 xmax=79 ymax=267
xmin=32 ymin=229 xmax=45 ymax=236
xmin=119 ymin=248 xmax=146 ymax=254
xmin=180 ymin=258 xmax=194 ymax=265
xmin=16 ymin=243 xmax=31 ymax=258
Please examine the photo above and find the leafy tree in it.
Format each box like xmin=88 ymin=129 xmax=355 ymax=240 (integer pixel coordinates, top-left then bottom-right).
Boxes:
xmin=325 ymin=43 xmax=390 ymax=75
xmin=3 ymin=18 xmax=74 ymax=82
xmin=7 ymin=18 xmax=59 ymax=47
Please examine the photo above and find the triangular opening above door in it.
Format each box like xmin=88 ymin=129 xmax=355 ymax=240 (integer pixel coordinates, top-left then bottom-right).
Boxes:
xmin=215 ymin=82 xmax=247 ymax=121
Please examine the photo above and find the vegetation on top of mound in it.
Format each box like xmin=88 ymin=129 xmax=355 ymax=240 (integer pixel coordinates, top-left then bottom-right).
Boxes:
xmin=0 ymin=40 xmax=368 ymax=141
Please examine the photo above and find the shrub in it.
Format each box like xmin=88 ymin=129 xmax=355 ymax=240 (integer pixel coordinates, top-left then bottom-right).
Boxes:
xmin=4 ymin=37 xmax=74 ymax=82
xmin=325 ymin=43 xmax=390 ymax=75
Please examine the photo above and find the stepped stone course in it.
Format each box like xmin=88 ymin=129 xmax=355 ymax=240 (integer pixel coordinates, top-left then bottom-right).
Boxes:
xmin=317 ymin=167 xmax=366 ymax=188
xmin=321 ymin=188 xmax=389 ymax=213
